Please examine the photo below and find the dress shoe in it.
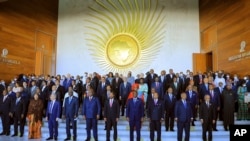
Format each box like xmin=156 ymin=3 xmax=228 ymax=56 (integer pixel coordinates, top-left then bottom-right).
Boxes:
xmin=11 ymin=134 xmax=17 ymax=137
xmin=19 ymin=134 xmax=23 ymax=137
xmin=46 ymin=137 xmax=53 ymax=140
xmin=64 ymin=138 xmax=71 ymax=141
xmin=213 ymin=129 xmax=218 ymax=131
xmin=0 ymin=132 xmax=5 ymax=135
xmin=85 ymin=139 xmax=90 ymax=141
xmin=192 ymin=123 xmax=195 ymax=126
xmin=170 ymin=129 xmax=175 ymax=131
xmin=6 ymin=132 xmax=10 ymax=136
xmin=54 ymin=137 xmax=57 ymax=140
xmin=165 ymin=129 xmax=168 ymax=131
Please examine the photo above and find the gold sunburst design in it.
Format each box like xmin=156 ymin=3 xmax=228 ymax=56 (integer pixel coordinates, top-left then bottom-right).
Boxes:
xmin=85 ymin=0 xmax=166 ymax=74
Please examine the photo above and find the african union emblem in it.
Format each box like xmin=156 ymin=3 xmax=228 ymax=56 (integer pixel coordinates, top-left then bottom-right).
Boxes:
xmin=85 ymin=0 xmax=166 ymax=74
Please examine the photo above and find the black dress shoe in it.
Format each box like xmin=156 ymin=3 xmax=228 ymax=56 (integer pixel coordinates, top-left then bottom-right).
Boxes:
xmin=54 ymin=137 xmax=57 ymax=140
xmin=19 ymin=134 xmax=23 ymax=137
xmin=170 ymin=129 xmax=175 ymax=131
xmin=85 ymin=139 xmax=90 ymax=141
xmin=46 ymin=137 xmax=53 ymax=140
xmin=6 ymin=133 xmax=10 ymax=136
xmin=64 ymin=138 xmax=71 ymax=141
xmin=0 ymin=132 xmax=5 ymax=135
xmin=213 ymin=129 xmax=218 ymax=131
xmin=11 ymin=134 xmax=17 ymax=137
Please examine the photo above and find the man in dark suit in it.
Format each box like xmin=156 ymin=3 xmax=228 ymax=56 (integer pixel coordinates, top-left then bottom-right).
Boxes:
xmin=63 ymin=73 xmax=73 ymax=93
xmin=146 ymin=69 xmax=158 ymax=94
xmin=164 ymin=87 xmax=177 ymax=131
xmin=119 ymin=76 xmax=131 ymax=116
xmin=10 ymin=91 xmax=26 ymax=137
xmin=214 ymin=82 xmax=224 ymax=121
xmin=151 ymin=77 xmax=164 ymax=99
xmin=104 ymin=91 xmax=120 ymax=141
xmin=82 ymin=89 xmax=101 ymax=141
xmin=175 ymin=92 xmax=193 ymax=141
xmin=208 ymin=84 xmax=220 ymax=131
xmin=170 ymin=76 xmax=181 ymax=99
xmin=96 ymin=76 xmax=110 ymax=120
xmin=198 ymin=77 xmax=210 ymax=102
xmin=63 ymin=90 xmax=78 ymax=141
xmin=166 ymin=69 xmax=176 ymax=89
xmin=186 ymin=85 xmax=199 ymax=126
xmin=46 ymin=93 xmax=61 ymax=140
xmin=200 ymin=94 xmax=216 ymax=141
xmin=126 ymin=90 xmax=144 ymax=141
xmin=148 ymin=92 xmax=164 ymax=141
xmin=0 ymin=89 xmax=12 ymax=136
xmin=111 ymin=73 xmax=123 ymax=100
xmin=159 ymin=70 xmax=167 ymax=94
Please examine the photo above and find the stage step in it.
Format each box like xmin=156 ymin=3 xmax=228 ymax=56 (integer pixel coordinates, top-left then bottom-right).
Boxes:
xmin=1 ymin=116 xmax=249 ymax=141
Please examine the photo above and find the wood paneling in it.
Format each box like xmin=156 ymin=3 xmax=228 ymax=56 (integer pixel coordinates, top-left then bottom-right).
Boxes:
xmin=199 ymin=0 xmax=250 ymax=77
xmin=0 ymin=0 xmax=58 ymax=82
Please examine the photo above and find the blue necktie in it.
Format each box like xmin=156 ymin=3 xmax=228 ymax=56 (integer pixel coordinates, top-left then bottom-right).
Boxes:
xmin=69 ymin=97 xmax=72 ymax=104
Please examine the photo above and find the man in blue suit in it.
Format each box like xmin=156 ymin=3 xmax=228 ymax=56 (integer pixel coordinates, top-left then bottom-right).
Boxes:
xmin=126 ymin=90 xmax=144 ymax=141
xmin=208 ymin=84 xmax=220 ymax=131
xmin=175 ymin=92 xmax=193 ymax=141
xmin=82 ymin=88 xmax=101 ymax=141
xmin=186 ymin=85 xmax=199 ymax=126
xmin=119 ymin=76 xmax=131 ymax=116
xmin=46 ymin=93 xmax=61 ymax=140
xmin=151 ymin=77 xmax=164 ymax=99
xmin=63 ymin=90 xmax=78 ymax=141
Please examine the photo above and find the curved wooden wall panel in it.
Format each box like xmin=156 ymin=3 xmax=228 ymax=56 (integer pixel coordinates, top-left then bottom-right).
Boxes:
xmin=0 ymin=0 xmax=58 ymax=82
xmin=200 ymin=0 xmax=250 ymax=77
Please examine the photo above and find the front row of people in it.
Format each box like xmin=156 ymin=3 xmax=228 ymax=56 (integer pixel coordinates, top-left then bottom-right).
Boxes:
xmin=0 ymin=85 xmax=235 ymax=141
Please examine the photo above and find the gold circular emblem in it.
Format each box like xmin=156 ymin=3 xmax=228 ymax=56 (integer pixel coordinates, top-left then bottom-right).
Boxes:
xmin=106 ymin=34 xmax=140 ymax=68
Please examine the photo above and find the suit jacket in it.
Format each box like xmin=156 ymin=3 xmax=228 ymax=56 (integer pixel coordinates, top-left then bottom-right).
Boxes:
xmin=82 ymin=96 xmax=101 ymax=118
xmin=46 ymin=100 xmax=61 ymax=120
xmin=11 ymin=97 xmax=26 ymax=116
xmin=104 ymin=98 xmax=120 ymax=119
xmin=40 ymin=85 xmax=49 ymax=102
xmin=170 ymin=82 xmax=181 ymax=97
xmin=126 ymin=97 xmax=144 ymax=121
xmin=119 ymin=82 xmax=132 ymax=99
xmin=199 ymin=101 xmax=216 ymax=124
xmin=111 ymin=77 xmax=123 ymax=97
xmin=199 ymin=83 xmax=210 ymax=100
xmin=96 ymin=81 xmax=109 ymax=98
xmin=174 ymin=100 xmax=193 ymax=122
xmin=159 ymin=75 xmax=167 ymax=93
xmin=56 ymin=85 xmax=65 ymax=102
xmin=151 ymin=82 xmax=163 ymax=98
xmin=148 ymin=99 xmax=164 ymax=120
xmin=164 ymin=93 xmax=176 ymax=113
xmin=166 ymin=74 xmax=176 ymax=86
xmin=209 ymin=90 xmax=220 ymax=108
xmin=0 ymin=95 xmax=12 ymax=114
xmin=63 ymin=96 xmax=78 ymax=118
xmin=146 ymin=73 xmax=158 ymax=88
xmin=186 ymin=90 xmax=199 ymax=107
xmin=63 ymin=78 xmax=73 ymax=92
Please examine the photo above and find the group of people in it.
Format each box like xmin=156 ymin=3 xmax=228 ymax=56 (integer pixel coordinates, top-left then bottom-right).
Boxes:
xmin=0 ymin=68 xmax=249 ymax=141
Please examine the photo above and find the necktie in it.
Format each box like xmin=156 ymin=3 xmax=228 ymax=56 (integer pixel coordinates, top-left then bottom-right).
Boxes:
xmin=110 ymin=99 xmax=112 ymax=107
xmin=133 ymin=98 xmax=136 ymax=104
xmin=16 ymin=98 xmax=19 ymax=105
xmin=3 ymin=96 xmax=6 ymax=102
xmin=154 ymin=99 xmax=157 ymax=105
xmin=189 ymin=91 xmax=192 ymax=98
xmin=169 ymin=94 xmax=172 ymax=102
xmin=49 ymin=101 xmax=54 ymax=113
xmin=206 ymin=102 xmax=209 ymax=108
xmin=69 ymin=97 xmax=72 ymax=104
xmin=211 ymin=90 xmax=214 ymax=98
xmin=183 ymin=100 xmax=186 ymax=108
